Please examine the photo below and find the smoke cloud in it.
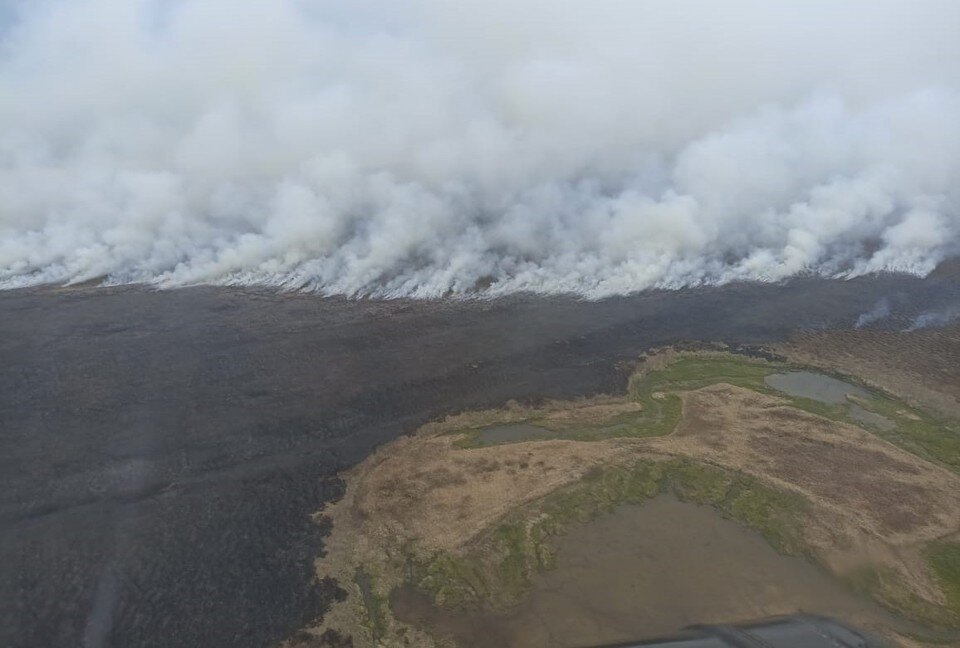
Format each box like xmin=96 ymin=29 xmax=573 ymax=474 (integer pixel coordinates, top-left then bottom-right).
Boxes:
xmin=1 ymin=0 xmax=959 ymax=296
xmin=906 ymin=306 xmax=960 ymax=331
xmin=855 ymin=298 xmax=891 ymax=329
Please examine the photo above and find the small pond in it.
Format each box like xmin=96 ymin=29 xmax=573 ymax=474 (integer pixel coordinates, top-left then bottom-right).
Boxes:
xmin=475 ymin=423 xmax=556 ymax=445
xmin=764 ymin=371 xmax=894 ymax=430
xmin=764 ymin=371 xmax=869 ymax=405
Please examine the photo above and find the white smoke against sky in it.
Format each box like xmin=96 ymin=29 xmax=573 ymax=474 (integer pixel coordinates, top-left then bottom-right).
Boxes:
xmin=1 ymin=0 xmax=959 ymax=296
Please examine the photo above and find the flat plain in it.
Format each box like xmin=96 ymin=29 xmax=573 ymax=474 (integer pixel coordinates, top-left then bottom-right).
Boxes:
xmin=1 ymin=268 xmax=958 ymax=648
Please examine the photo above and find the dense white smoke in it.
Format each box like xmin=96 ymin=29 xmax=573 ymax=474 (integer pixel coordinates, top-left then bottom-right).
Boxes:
xmin=1 ymin=0 xmax=959 ymax=296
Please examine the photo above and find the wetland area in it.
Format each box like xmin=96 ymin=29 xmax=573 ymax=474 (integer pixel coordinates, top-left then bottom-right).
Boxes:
xmin=2 ymin=268 xmax=960 ymax=648
xmin=304 ymin=350 xmax=960 ymax=648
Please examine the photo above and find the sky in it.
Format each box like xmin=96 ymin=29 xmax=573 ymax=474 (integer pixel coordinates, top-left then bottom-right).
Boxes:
xmin=0 ymin=0 xmax=958 ymax=296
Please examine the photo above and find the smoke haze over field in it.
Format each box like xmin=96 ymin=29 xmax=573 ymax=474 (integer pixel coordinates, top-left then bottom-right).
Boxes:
xmin=855 ymin=298 xmax=891 ymax=329
xmin=1 ymin=1 xmax=959 ymax=296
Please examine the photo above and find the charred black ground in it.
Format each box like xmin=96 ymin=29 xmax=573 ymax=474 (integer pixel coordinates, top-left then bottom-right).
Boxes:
xmin=1 ymin=270 xmax=958 ymax=648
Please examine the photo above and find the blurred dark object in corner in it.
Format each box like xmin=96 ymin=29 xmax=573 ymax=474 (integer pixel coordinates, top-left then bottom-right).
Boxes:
xmin=591 ymin=615 xmax=886 ymax=648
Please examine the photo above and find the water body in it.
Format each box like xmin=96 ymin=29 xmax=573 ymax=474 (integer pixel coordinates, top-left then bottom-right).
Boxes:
xmin=764 ymin=371 xmax=870 ymax=405
xmin=476 ymin=423 xmax=555 ymax=445
xmin=849 ymin=404 xmax=897 ymax=431
xmin=1 ymin=269 xmax=955 ymax=648
xmin=764 ymin=371 xmax=895 ymax=430
xmin=392 ymin=495 xmax=891 ymax=647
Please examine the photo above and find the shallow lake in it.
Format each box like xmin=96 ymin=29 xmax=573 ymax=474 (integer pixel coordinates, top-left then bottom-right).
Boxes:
xmin=764 ymin=370 xmax=869 ymax=405
xmin=392 ymin=495 xmax=891 ymax=647
xmin=764 ymin=371 xmax=895 ymax=430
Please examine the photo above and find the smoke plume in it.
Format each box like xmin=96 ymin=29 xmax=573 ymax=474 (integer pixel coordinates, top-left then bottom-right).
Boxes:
xmin=855 ymin=298 xmax=892 ymax=329
xmin=906 ymin=307 xmax=960 ymax=331
xmin=1 ymin=0 xmax=959 ymax=296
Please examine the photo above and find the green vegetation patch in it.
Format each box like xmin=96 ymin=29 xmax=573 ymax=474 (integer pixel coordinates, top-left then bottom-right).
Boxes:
xmin=849 ymin=565 xmax=960 ymax=631
xmin=407 ymin=458 xmax=808 ymax=611
xmin=929 ymin=543 xmax=960 ymax=618
xmin=616 ymin=355 xmax=780 ymax=438
xmin=629 ymin=355 xmax=776 ymax=394
xmin=851 ymin=397 xmax=960 ymax=472
xmin=353 ymin=566 xmax=389 ymax=641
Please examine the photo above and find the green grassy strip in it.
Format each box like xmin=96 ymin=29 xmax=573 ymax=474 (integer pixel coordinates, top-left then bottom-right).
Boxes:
xmin=848 ymin=565 xmax=960 ymax=630
xmin=353 ymin=566 xmax=388 ymax=641
xmin=454 ymin=356 xmax=781 ymax=447
xmin=929 ymin=543 xmax=960 ymax=617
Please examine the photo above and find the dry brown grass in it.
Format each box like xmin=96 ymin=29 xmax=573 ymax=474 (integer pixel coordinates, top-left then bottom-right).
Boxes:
xmin=647 ymin=384 xmax=960 ymax=609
